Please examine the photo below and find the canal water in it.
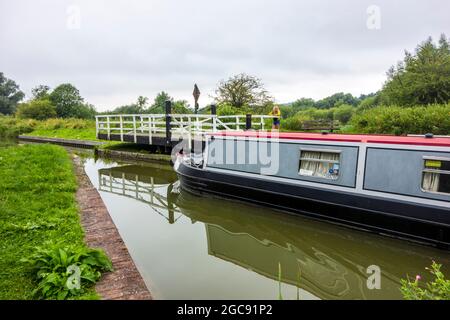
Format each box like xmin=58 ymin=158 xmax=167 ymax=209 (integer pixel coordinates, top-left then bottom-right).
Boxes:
xmin=80 ymin=155 xmax=450 ymax=300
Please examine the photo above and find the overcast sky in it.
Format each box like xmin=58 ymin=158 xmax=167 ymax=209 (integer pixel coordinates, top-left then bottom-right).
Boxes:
xmin=1 ymin=0 xmax=449 ymax=111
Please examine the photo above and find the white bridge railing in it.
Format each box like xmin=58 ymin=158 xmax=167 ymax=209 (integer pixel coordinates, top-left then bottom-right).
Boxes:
xmin=96 ymin=114 xmax=276 ymax=143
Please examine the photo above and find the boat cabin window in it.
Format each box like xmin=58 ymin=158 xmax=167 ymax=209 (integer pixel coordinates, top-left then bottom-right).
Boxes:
xmin=298 ymin=150 xmax=340 ymax=180
xmin=421 ymin=157 xmax=450 ymax=194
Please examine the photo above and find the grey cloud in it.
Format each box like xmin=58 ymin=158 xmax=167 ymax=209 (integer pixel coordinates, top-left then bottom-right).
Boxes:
xmin=1 ymin=0 xmax=449 ymax=110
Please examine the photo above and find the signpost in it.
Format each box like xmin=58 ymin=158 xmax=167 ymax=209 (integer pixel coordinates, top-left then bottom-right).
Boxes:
xmin=193 ymin=84 xmax=200 ymax=114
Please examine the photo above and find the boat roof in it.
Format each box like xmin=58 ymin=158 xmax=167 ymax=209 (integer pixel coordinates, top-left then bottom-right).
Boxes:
xmin=209 ymin=131 xmax=450 ymax=147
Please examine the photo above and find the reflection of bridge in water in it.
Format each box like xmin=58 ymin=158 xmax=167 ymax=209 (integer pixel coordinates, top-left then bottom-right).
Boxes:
xmin=98 ymin=163 xmax=182 ymax=224
xmin=97 ymin=163 xmax=449 ymax=300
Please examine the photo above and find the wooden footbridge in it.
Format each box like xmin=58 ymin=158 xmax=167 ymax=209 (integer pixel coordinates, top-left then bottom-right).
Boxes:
xmin=96 ymin=101 xmax=275 ymax=149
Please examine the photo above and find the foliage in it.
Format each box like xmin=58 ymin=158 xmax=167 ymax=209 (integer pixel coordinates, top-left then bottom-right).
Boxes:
xmin=172 ymin=100 xmax=191 ymax=114
xmin=31 ymin=85 xmax=51 ymax=100
xmin=146 ymin=91 xmax=191 ymax=114
xmin=0 ymin=72 xmax=25 ymax=115
xmin=214 ymin=73 xmax=273 ymax=109
xmin=315 ymin=92 xmax=360 ymax=109
xmin=349 ymin=103 xmax=450 ymax=135
xmin=22 ymin=246 xmax=112 ymax=300
xmin=0 ymin=116 xmax=96 ymax=140
xmin=136 ymin=95 xmax=149 ymax=109
xmin=0 ymin=144 xmax=99 ymax=299
xmin=107 ymin=96 xmax=149 ymax=114
xmin=356 ymin=94 xmax=380 ymax=112
xmin=0 ymin=116 xmax=37 ymax=137
xmin=16 ymin=99 xmax=57 ymax=120
xmin=400 ymin=261 xmax=450 ymax=300
xmin=148 ymin=91 xmax=172 ymax=114
xmin=216 ymin=103 xmax=247 ymax=116
xmin=381 ymin=34 xmax=450 ymax=106
xmin=332 ymin=104 xmax=354 ymax=124
xmin=49 ymin=83 xmax=96 ymax=119
xmin=281 ymin=105 xmax=355 ymax=131
xmin=109 ymin=103 xmax=145 ymax=115
xmin=291 ymin=98 xmax=315 ymax=110
xmin=25 ymin=118 xmax=97 ymax=141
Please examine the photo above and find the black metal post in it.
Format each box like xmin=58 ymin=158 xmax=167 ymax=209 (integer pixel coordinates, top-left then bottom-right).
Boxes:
xmin=245 ymin=114 xmax=252 ymax=130
xmin=165 ymin=100 xmax=172 ymax=146
xmin=210 ymin=104 xmax=217 ymax=115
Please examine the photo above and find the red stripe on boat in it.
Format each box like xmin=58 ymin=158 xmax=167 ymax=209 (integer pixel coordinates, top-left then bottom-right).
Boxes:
xmin=208 ymin=131 xmax=450 ymax=147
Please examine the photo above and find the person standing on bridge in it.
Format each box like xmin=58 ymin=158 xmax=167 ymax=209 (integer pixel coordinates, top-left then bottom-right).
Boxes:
xmin=270 ymin=105 xmax=281 ymax=130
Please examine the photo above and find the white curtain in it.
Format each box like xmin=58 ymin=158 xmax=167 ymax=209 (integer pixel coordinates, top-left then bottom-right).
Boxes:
xmin=422 ymin=172 xmax=440 ymax=192
xmin=300 ymin=151 xmax=339 ymax=178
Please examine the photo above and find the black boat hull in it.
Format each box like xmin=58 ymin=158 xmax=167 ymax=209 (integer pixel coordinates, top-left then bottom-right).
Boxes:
xmin=176 ymin=162 xmax=450 ymax=249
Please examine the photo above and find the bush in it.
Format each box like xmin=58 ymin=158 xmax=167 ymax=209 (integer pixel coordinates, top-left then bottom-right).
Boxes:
xmin=356 ymin=96 xmax=379 ymax=112
xmin=281 ymin=106 xmax=354 ymax=131
xmin=22 ymin=246 xmax=112 ymax=300
xmin=38 ymin=118 xmax=92 ymax=130
xmin=332 ymin=104 xmax=354 ymax=124
xmin=16 ymin=99 xmax=57 ymax=120
xmin=216 ymin=103 xmax=246 ymax=116
xmin=349 ymin=103 xmax=450 ymax=135
xmin=0 ymin=116 xmax=37 ymax=137
xmin=282 ymin=113 xmax=312 ymax=131
xmin=400 ymin=261 xmax=450 ymax=300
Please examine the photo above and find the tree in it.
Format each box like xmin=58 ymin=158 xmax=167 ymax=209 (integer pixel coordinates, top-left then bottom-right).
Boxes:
xmin=110 ymin=96 xmax=149 ymax=114
xmin=0 ymin=72 xmax=25 ymax=115
xmin=110 ymin=104 xmax=139 ymax=114
xmin=136 ymin=96 xmax=149 ymax=109
xmin=332 ymin=104 xmax=354 ymax=124
xmin=172 ymin=100 xmax=191 ymax=114
xmin=74 ymin=103 xmax=96 ymax=119
xmin=214 ymin=73 xmax=273 ymax=109
xmin=16 ymin=99 xmax=56 ymax=120
xmin=315 ymin=92 xmax=359 ymax=109
xmin=381 ymin=34 xmax=450 ymax=106
xmin=291 ymin=98 xmax=316 ymax=110
xmin=31 ymin=85 xmax=50 ymax=100
xmin=148 ymin=91 xmax=172 ymax=114
xmin=48 ymin=83 xmax=95 ymax=118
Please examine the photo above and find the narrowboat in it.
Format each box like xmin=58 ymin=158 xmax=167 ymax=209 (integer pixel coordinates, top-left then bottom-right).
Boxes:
xmin=174 ymin=131 xmax=450 ymax=248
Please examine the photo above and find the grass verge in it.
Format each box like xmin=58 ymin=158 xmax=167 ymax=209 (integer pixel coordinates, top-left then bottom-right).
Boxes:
xmin=0 ymin=144 xmax=101 ymax=299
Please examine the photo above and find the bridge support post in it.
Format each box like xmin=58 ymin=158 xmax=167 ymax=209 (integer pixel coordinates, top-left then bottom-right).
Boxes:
xmin=245 ymin=114 xmax=252 ymax=130
xmin=165 ymin=100 xmax=172 ymax=150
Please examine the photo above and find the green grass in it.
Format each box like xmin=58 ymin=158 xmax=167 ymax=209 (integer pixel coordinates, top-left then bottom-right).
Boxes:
xmin=24 ymin=118 xmax=97 ymax=141
xmin=0 ymin=116 xmax=98 ymax=141
xmin=0 ymin=144 xmax=99 ymax=299
xmin=26 ymin=127 xmax=97 ymax=141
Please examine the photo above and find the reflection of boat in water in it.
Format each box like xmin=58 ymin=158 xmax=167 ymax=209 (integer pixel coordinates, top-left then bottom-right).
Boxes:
xmin=176 ymin=192 xmax=449 ymax=300
xmin=97 ymin=163 xmax=449 ymax=300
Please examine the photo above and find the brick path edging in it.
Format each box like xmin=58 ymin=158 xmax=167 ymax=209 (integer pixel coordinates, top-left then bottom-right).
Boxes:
xmin=73 ymin=155 xmax=152 ymax=300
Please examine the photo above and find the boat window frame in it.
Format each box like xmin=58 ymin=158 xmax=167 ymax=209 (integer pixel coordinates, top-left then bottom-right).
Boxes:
xmin=298 ymin=148 xmax=342 ymax=181
xmin=420 ymin=156 xmax=450 ymax=195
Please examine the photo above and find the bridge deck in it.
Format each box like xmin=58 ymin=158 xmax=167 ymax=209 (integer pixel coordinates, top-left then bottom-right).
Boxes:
xmin=97 ymin=133 xmax=206 ymax=148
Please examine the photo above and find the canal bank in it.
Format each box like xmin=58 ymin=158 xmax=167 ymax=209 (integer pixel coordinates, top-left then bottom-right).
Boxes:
xmin=73 ymin=155 xmax=151 ymax=300
xmin=0 ymin=144 xmax=106 ymax=299
xmin=0 ymin=143 xmax=151 ymax=299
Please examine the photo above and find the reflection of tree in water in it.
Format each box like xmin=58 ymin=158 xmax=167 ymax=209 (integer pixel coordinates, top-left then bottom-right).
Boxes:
xmin=97 ymin=163 xmax=450 ymax=300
